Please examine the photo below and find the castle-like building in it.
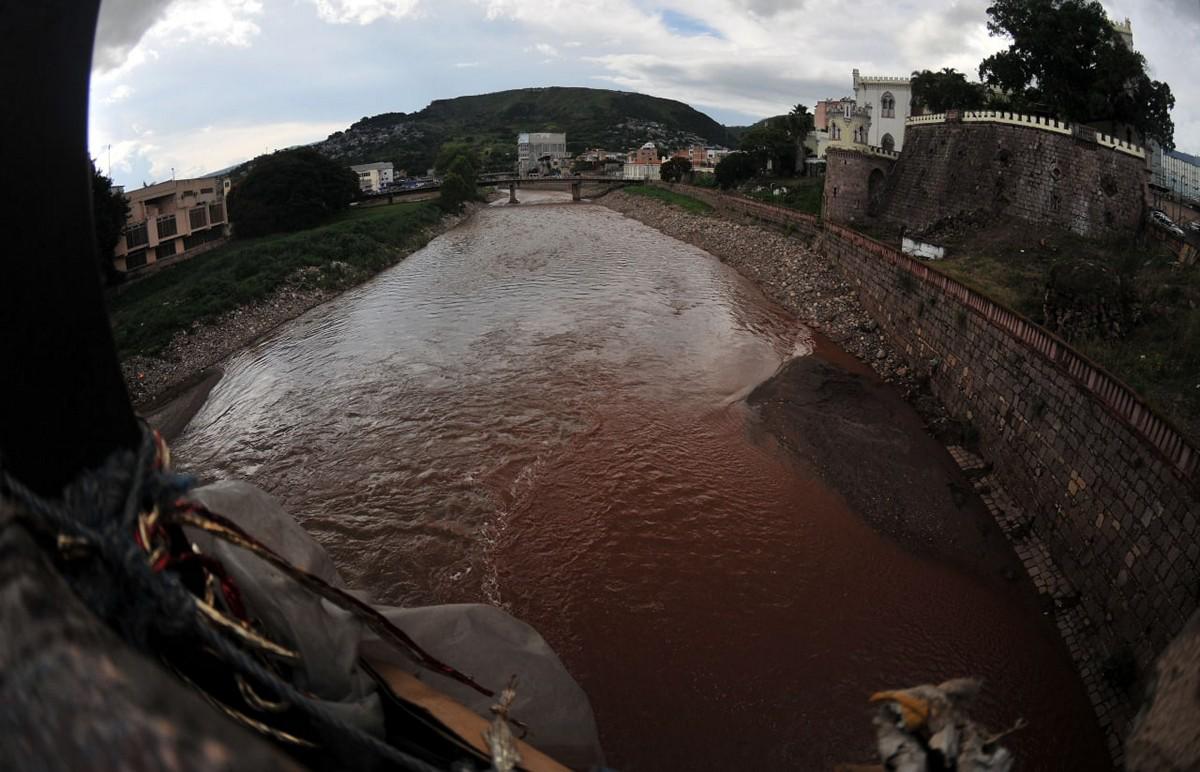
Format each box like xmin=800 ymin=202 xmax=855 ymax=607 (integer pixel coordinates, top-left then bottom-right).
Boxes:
xmin=851 ymin=69 xmax=913 ymax=152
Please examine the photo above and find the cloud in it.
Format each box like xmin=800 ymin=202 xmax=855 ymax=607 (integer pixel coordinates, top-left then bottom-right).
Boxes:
xmin=101 ymin=84 xmax=136 ymax=104
xmin=106 ymin=120 xmax=348 ymax=183
xmin=93 ymin=0 xmax=263 ymax=74
xmin=87 ymin=0 xmax=1200 ymax=182
xmin=93 ymin=0 xmax=173 ymax=72
xmin=309 ymin=0 xmax=422 ymax=24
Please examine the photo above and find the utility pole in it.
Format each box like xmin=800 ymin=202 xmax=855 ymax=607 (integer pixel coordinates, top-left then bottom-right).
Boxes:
xmin=106 ymin=143 xmax=111 ymax=178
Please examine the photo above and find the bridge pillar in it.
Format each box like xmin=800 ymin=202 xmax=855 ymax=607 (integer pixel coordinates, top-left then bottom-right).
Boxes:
xmin=508 ymin=182 xmax=518 ymax=204
xmin=571 ymin=181 xmax=581 ymax=202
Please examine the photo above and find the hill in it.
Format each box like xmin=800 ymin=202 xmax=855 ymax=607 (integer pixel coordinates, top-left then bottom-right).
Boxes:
xmin=314 ymin=87 xmax=737 ymax=175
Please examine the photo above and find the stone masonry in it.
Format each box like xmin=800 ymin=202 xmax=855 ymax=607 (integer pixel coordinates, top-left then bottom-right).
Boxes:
xmin=878 ymin=119 xmax=1148 ymax=238
xmin=653 ymin=181 xmax=1200 ymax=764
xmin=823 ymin=148 xmax=896 ymax=226
xmin=818 ymin=223 xmax=1200 ymax=764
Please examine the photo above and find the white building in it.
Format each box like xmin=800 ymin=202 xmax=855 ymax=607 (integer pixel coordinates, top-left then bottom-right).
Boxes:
xmin=518 ymin=132 xmax=568 ymax=176
xmin=852 ymin=69 xmax=912 ymax=152
xmin=350 ymin=161 xmax=394 ymax=193
xmin=622 ymin=162 xmax=661 ymax=181
xmin=1151 ymin=144 xmax=1200 ymax=204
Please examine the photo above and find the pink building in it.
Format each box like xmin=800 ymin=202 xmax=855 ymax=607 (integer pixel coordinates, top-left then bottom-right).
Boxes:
xmin=114 ymin=176 xmax=231 ymax=272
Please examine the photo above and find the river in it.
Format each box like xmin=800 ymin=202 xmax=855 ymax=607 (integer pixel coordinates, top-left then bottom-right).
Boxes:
xmin=175 ymin=191 xmax=1109 ymax=769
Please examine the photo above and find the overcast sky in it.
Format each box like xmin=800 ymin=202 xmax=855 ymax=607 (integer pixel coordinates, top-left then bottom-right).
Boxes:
xmin=89 ymin=0 xmax=1200 ymax=188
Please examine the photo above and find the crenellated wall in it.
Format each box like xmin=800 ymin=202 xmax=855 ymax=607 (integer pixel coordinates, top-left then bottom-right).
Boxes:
xmin=825 ymin=113 xmax=1150 ymax=239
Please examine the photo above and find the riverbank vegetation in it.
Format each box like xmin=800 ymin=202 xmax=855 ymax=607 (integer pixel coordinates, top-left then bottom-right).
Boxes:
xmin=109 ymin=201 xmax=441 ymax=358
xmin=227 ymin=148 xmax=360 ymax=238
xmin=922 ymin=220 xmax=1200 ymax=438
xmin=623 ymin=185 xmax=713 ymax=214
xmin=742 ymin=177 xmax=823 ymax=216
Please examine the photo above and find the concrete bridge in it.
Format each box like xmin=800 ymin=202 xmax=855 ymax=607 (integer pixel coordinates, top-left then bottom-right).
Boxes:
xmin=360 ymin=176 xmax=635 ymax=204
xmin=479 ymin=176 xmax=633 ymax=203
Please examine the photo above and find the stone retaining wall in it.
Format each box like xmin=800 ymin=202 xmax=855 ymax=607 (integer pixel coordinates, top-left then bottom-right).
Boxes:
xmin=660 ymin=182 xmax=1200 ymax=762
xmin=824 ymin=118 xmax=1149 ymax=239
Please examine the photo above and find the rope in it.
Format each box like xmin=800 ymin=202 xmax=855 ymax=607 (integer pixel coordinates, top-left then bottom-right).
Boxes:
xmin=0 ymin=426 xmax=468 ymax=772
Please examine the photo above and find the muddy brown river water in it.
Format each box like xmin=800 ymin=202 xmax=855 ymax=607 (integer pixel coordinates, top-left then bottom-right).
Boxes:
xmin=175 ymin=192 xmax=1109 ymax=769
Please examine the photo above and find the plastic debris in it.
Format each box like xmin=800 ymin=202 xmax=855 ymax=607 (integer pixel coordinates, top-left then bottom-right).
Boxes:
xmin=868 ymin=678 xmax=1025 ymax=772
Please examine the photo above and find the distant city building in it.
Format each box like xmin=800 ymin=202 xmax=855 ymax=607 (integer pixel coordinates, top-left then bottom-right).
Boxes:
xmin=630 ymin=141 xmax=660 ymax=165
xmin=814 ymin=98 xmax=855 ymax=132
xmin=1112 ymin=16 xmax=1134 ymax=49
xmin=852 ymin=69 xmax=912 ymax=152
xmin=1150 ymin=144 xmax=1200 ymax=204
xmin=518 ymin=132 xmax=568 ymax=176
xmin=114 ymin=176 xmax=229 ymax=273
xmin=350 ymin=161 xmax=394 ymax=193
xmin=826 ymin=100 xmax=873 ymax=150
xmin=623 ymin=161 xmax=661 ymax=181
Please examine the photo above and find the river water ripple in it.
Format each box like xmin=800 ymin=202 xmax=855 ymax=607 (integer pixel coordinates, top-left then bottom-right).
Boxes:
xmin=176 ymin=193 xmax=1108 ymax=769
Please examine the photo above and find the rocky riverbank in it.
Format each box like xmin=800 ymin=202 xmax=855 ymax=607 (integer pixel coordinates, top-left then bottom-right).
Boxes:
xmin=122 ymin=204 xmax=481 ymax=416
xmin=600 ymin=190 xmax=958 ymax=438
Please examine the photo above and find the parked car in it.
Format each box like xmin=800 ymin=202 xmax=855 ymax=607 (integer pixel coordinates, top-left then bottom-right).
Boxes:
xmin=1187 ymin=220 xmax=1200 ymax=233
xmin=1150 ymin=210 xmax=1174 ymax=226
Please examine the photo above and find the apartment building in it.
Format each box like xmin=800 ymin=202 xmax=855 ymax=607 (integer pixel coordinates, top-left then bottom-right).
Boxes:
xmin=517 ymin=132 xmax=568 ymax=176
xmin=114 ymin=176 xmax=230 ymax=272
xmin=350 ymin=161 xmax=394 ymax=193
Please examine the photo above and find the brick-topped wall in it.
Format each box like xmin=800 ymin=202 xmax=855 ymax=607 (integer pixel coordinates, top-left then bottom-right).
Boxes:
xmin=878 ymin=120 xmax=1149 ymax=238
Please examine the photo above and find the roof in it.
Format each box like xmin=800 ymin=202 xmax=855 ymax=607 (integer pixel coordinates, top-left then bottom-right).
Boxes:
xmin=1167 ymin=149 xmax=1200 ymax=167
xmin=640 ymin=141 xmax=657 ymax=149
xmin=125 ymin=176 xmax=224 ymax=202
xmin=350 ymin=161 xmax=393 ymax=172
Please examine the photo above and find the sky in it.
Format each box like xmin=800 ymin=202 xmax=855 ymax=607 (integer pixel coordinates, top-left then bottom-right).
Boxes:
xmin=89 ymin=0 xmax=1200 ymax=188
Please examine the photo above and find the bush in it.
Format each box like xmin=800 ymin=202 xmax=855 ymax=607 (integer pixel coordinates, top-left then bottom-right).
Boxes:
xmin=715 ymin=152 xmax=757 ymax=190
xmin=227 ymin=148 xmax=359 ymax=238
xmin=660 ymin=157 xmax=692 ymax=183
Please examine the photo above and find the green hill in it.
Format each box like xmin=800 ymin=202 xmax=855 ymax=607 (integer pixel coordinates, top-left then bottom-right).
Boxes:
xmin=315 ymin=87 xmax=737 ymax=175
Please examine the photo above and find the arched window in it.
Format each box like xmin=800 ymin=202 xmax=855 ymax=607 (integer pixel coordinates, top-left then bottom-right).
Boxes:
xmin=881 ymin=92 xmax=895 ymax=119
xmin=881 ymin=133 xmax=895 ymax=152
xmin=831 ymin=124 xmax=840 ymax=140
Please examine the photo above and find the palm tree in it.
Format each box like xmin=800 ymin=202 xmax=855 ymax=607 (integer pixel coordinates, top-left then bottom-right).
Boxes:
xmin=788 ymin=104 xmax=814 ymax=175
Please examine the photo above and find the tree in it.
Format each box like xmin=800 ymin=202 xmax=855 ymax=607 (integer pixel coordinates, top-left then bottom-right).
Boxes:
xmin=787 ymin=104 xmax=815 ymax=174
xmin=739 ymin=120 xmax=796 ymax=177
xmin=436 ymin=146 xmax=481 ymax=212
xmin=660 ymin=157 xmax=692 ymax=183
xmin=979 ymin=0 xmax=1175 ymax=147
xmin=714 ymin=152 xmax=757 ymax=189
xmin=227 ymin=148 xmax=359 ymax=238
xmin=911 ymin=68 xmax=988 ymax=113
xmin=435 ymin=142 xmax=480 ymax=179
xmin=91 ymin=162 xmax=129 ymax=284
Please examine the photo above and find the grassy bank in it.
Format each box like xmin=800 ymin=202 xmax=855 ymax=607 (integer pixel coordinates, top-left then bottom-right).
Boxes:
xmin=919 ymin=221 xmax=1200 ymax=439
xmin=623 ymin=185 xmax=713 ymax=214
xmin=742 ymin=176 xmax=823 ymax=216
xmin=108 ymin=202 xmax=442 ymax=359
